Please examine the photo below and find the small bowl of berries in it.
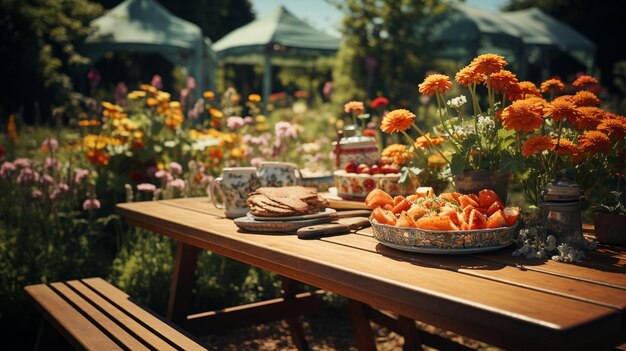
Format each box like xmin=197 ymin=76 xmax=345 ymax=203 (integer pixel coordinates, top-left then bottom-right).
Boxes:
xmin=333 ymin=159 xmax=418 ymax=201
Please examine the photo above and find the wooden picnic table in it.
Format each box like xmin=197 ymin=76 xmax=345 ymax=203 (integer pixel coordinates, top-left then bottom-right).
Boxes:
xmin=117 ymin=197 xmax=626 ymax=351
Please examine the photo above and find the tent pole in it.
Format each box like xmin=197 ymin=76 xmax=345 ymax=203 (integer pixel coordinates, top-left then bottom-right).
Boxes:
xmin=263 ymin=53 xmax=272 ymax=113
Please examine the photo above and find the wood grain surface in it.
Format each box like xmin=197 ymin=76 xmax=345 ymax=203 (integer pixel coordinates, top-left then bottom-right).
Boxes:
xmin=117 ymin=198 xmax=626 ymax=350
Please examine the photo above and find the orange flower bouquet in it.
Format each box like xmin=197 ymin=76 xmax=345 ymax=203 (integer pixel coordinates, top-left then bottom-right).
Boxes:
xmin=506 ymin=75 xmax=626 ymax=206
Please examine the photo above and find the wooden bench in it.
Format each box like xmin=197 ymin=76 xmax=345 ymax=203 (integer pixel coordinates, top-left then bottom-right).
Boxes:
xmin=24 ymin=277 xmax=208 ymax=351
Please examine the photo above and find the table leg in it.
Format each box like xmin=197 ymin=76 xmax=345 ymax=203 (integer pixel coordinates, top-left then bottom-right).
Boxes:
xmin=398 ymin=315 xmax=422 ymax=351
xmin=167 ymin=241 xmax=201 ymax=325
xmin=346 ymin=299 xmax=377 ymax=351
xmin=281 ymin=276 xmax=311 ymax=351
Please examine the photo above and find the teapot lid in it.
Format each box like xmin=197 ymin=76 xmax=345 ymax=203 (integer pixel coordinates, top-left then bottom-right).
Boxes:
xmin=543 ymin=180 xmax=581 ymax=202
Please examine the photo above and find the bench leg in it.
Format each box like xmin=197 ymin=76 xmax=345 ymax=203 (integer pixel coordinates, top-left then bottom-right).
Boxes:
xmin=281 ymin=276 xmax=311 ymax=351
xmin=167 ymin=242 xmax=201 ymax=325
xmin=346 ymin=299 xmax=377 ymax=351
xmin=35 ymin=317 xmax=70 ymax=351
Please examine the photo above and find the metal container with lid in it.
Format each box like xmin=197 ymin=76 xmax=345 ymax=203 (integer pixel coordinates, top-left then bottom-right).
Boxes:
xmin=332 ymin=126 xmax=379 ymax=170
xmin=541 ymin=180 xmax=585 ymax=248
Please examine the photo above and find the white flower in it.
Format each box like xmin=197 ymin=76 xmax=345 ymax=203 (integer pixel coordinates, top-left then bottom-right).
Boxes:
xmin=446 ymin=95 xmax=467 ymax=109
xmin=477 ymin=115 xmax=496 ymax=131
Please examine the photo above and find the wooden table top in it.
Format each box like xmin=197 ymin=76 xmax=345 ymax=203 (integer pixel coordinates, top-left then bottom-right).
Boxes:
xmin=117 ymin=198 xmax=626 ymax=350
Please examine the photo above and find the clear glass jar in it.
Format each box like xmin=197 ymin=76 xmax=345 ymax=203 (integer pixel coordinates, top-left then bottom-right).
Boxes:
xmin=541 ymin=181 xmax=585 ymax=248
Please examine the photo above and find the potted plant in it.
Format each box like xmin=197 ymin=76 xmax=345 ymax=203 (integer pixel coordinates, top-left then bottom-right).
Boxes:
xmin=592 ymin=191 xmax=626 ymax=246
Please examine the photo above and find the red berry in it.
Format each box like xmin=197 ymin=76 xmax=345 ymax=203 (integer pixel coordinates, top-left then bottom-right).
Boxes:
xmin=370 ymin=165 xmax=381 ymax=175
xmin=381 ymin=164 xmax=400 ymax=174
xmin=356 ymin=163 xmax=369 ymax=173
xmin=357 ymin=166 xmax=370 ymax=174
xmin=345 ymin=161 xmax=357 ymax=173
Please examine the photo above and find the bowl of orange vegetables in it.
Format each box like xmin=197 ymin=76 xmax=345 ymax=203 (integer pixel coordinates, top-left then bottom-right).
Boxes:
xmin=365 ymin=187 xmax=520 ymax=254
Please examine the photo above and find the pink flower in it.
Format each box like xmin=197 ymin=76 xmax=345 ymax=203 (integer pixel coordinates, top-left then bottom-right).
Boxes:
xmin=17 ymin=168 xmax=38 ymax=184
xmin=155 ymin=170 xmax=173 ymax=182
xmin=169 ymin=162 xmax=183 ymax=175
xmin=115 ymin=82 xmax=128 ymax=105
xmin=83 ymin=198 xmax=101 ymax=211
xmin=31 ymin=190 xmax=43 ymax=199
xmin=42 ymin=138 xmax=59 ymax=151
xmin=137 ymin=183 xmax=157 ymax=192
xmin=13 ymin=158 xmax=31 ymax=168
xmin=168 ymin=178 xmax=186 ymax=190
xmin=49 ymin=189 xmax=61 ymax=201
xmin=186 ymin=76 xmax=196 ymax=90
xmin=58 ymin=183 xmax=70 ymax=192
xmin=275 ymin=121 xmax=298 ymax=140
xmin=151 ymin=75 xmax=163 ymax=90
xmin=227 ymin=116 xmax=245 ymax=130
xmin=1 ymin=162 xmax=16 ymax=178
xmin=44 ymin=157 xmax=60 ymax=171
xmin=244 ymin=116 xmax=254 ymax=124
xmin=74 ymin=169 xmax=90 ymax=185
xmin=250 ymin=157 xmax=265 ymax=168
xmin=41 ymin=174 xmax=55 ymax=185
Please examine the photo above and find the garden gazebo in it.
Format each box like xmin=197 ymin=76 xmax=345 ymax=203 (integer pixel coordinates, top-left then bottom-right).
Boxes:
xmin=213 ymin=6 xmax=340 ymax=103
xmin=81 ymin=0 xmax=217 ymax=92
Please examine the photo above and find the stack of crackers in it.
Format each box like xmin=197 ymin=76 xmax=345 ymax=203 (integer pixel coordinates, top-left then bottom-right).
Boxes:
xmin=248 ymin=186 xmax=329 ymax=217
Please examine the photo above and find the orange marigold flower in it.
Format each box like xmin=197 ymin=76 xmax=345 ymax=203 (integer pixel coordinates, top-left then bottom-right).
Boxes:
xmin=469 ymin=54 xmax=508 ymax=75
xmin=522 ymin=135 xmax=555 ymax=157
xmin=146 ymin=97 xmax=159 ymax=107
xmin=572 ymin=75 xmax=598 ymax=87
xmin=344 ymin=101 xmax=365 ymax=114
xmin=380 ymin=109 xmax=415 ymax=133
xmin=248 ymin=93 xmax=262 ymax=103
xmin=487 ymin=70 xmax=519 ymax=94
xmin=578 ymin=130 xmax=611 ymax=154
xmin=574 ymin=106 xmax=604 ymax=130
xmin=545 ymin=97 xmax=581 ymax=122
xmin=597 ymin=117 xmax=626 ymax=140
xmin=540 ymin=78 xmax=564 ymax=93
xmin=572 ymin=90 xmax=600 ymax=107
xmin=418 ymin=74 xmax=452 ymax=96
xmin=554 ymin=139 xmax=579 ymax=156
xmin=519 ymin=81 xmax=541 ymax=96
xmin=500 ymin=99 xmax=544 ymax=132
xmin=203 ymin=91 xmax=215 ymax=100
xmin=209 ymin=108 xmax=224 ymax=118
xmin=455 ymin=65 xmax=484 ymax=86
xmin=381 ymin=144 xmax=412 ymax=165
xmin=414 ymin=133 xmax=445 ymax=148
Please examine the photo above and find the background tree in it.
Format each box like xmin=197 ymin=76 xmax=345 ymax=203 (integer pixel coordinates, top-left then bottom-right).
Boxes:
xmin=331 ymin=0 xmax=442 ymax=106
xmin=0 ymin=0 xmax=103 ymax=123
xmin=505 ymin=0 xmax=626 ymax=113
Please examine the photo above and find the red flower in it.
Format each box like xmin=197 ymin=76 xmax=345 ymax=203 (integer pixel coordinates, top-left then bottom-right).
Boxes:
xmin=363 ymin=129 xmax=377 ymax=137
xmin=363 ymin=178 xmax=377 ymax=192
xmin=370 ymin=97 xmax=389 ymax=109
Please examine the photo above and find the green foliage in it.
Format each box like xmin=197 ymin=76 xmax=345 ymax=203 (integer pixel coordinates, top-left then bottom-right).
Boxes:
xmin=592 ymin=191 xmax=626 ymax=215
xmin=0 ymin=0 xmax=103 ymax=119
xmin=331 ymin=0 xmax=442 ymax=105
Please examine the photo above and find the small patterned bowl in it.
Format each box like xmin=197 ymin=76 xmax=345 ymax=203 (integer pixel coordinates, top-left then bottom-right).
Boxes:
xmin=371 ymin=220 xmax=517 ymax=254
xmin=333 ymin=170 xmax=417 ymax=201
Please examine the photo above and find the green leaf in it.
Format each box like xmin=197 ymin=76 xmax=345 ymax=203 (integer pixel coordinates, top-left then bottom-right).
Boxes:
xmin=450 ymin=153 xmax=466 ymax=175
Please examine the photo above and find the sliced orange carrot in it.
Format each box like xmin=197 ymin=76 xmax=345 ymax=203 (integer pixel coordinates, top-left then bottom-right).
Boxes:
xmin=370 ymin=207 xmax=397 ymax=226
xmin=416 ymin=216 xmax=458 ymax=230
xmin=393 ymin=195 xmax=406 ymax=206
xmin=486 ymin=210 xmax=506 ymax=228
xmin=468 ymin=209 xmax=487 ymax=230
xmin=396 ymin=211 xmax=417 ymax=228
xmin=486 ymin=200 xmax=504 ymax=216
xmin=392 ymin=199 xmax=411 ymax=215
xmin=458 ymin=195 xmax=479 ymax=209
xmin=365 ymin=189 xmax=393 ymax=209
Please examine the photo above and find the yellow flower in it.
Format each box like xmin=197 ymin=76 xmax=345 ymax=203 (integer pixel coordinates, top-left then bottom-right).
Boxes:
xmin=230 ymin=147 xmax=244 ymax=159
xmin=128 ymin=90 xmax=147 ymax=100
xmin=427 ymin=155 xmax=447 ymax=168
xmin=255 ymin=114 xmax=266 ymax=123
xmin=169 ymin=101 xmax=181 ymax=108
xmin=146 ymin=97 xmax=159 ymax=107
xmin=139 ymin=84 xmax=157 ymax=94
xmin=157 ymin=91 xmax=171 ymax=102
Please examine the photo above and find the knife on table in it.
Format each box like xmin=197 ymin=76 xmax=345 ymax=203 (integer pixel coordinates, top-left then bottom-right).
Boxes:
xmin=297 ymin=217 xmax=371 ymax=239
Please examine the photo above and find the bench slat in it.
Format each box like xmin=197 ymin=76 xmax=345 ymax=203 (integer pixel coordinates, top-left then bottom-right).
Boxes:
xmin=64 ymin=280 xmax=181 ymax=351
xmin=81 ymin=278 xmax=207 ymax=351
xmin=49 ymin=282 xmax=151 ymax=351
xmin=24 ymin=284 xmax=123 ymax=351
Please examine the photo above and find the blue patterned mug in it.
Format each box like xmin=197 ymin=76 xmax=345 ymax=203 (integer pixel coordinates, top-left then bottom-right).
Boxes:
xmin=257 ymin=162 xmax=302 ymax=188
xmin=209 ymin=167 xmax=260 ymax=218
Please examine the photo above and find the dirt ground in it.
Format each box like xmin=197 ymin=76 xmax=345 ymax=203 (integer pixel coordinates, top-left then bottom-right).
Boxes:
xmin=203 ymin=305 xmax=501 ymax=351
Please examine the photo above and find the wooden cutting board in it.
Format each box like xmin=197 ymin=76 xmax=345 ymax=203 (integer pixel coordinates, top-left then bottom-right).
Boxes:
xmin=320 ymin=191 xmax=369 ymax=210
xmin=234 ymin=210 xmax=372 ymax=234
